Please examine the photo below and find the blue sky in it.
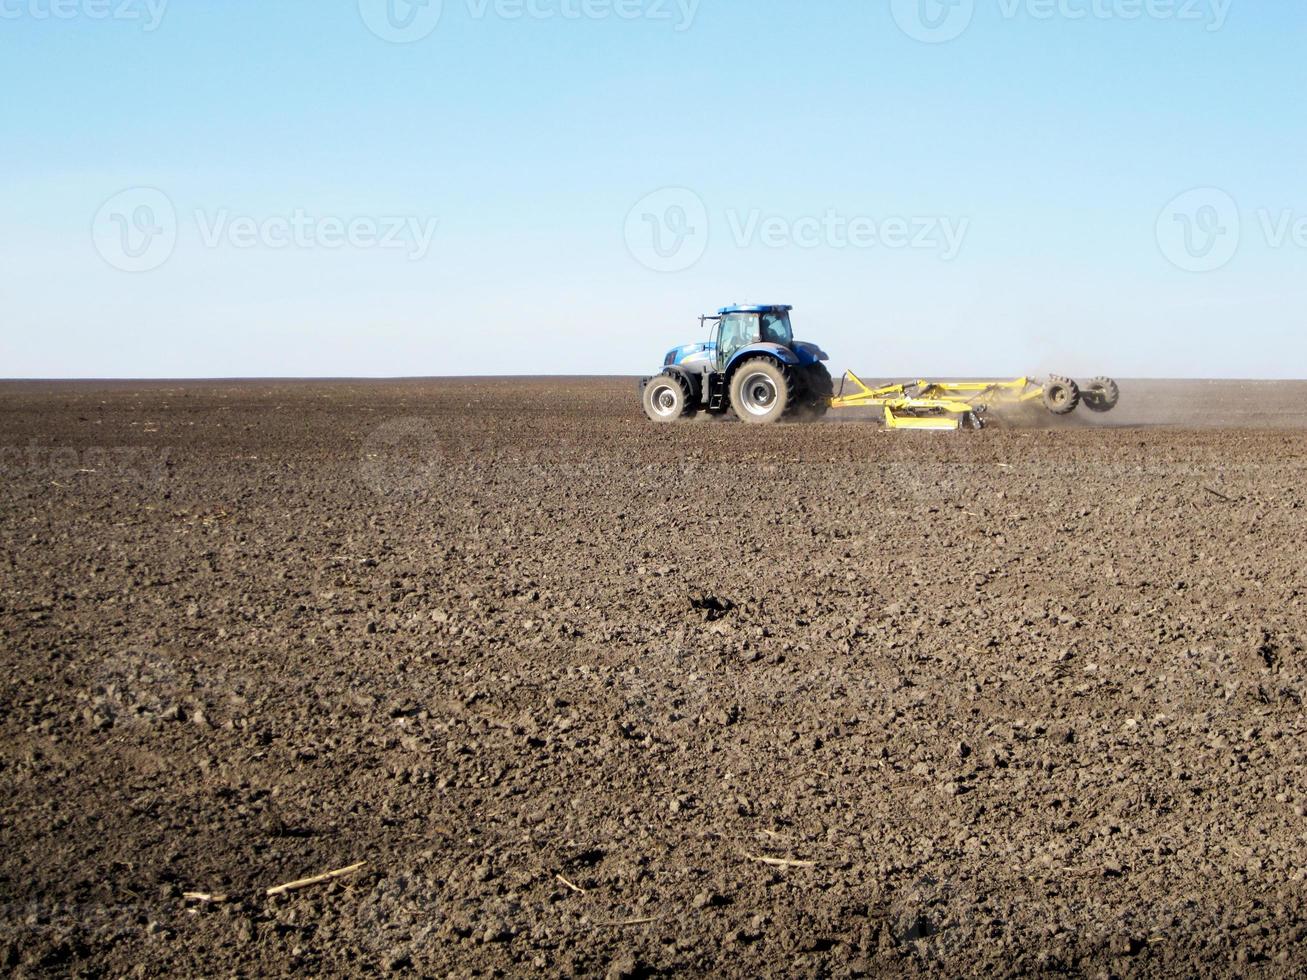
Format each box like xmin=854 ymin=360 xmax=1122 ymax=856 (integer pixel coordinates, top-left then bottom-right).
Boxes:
xmin=1 ymin=0 xmax=1304 ymax=378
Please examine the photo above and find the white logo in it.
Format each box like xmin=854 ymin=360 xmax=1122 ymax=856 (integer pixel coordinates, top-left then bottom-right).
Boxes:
xmin=624 ymin=187 xmax=709 ymax=273
xmin=891 ymin=0 xmax=976 ymax=43
xmin=92 ymin=187 xmax=177 ymax=273
xmin=0 ymin=0 xmax=170 ymax=31
xmin=360 ymin=417 xmax=448 ymax=497
xmin=358 ymin=0 xmax=444 ymax=43
xmin=996 ymin=0 xmax=1233 ymax=32
xmin=1156 ymin=187 xmax=1240 ymax=273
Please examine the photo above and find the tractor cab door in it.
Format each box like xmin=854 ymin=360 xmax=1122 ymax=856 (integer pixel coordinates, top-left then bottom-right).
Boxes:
xmin=715 ymin=313 xmax=760 ymax=371
xmin=760 ymin=310 xmax=793 ymax=347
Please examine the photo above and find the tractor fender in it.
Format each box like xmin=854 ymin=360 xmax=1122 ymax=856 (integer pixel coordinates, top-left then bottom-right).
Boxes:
xmin=659 ymin=365 xmax=703 ymax=404
xmin=791 ymin=341 xmax=829 ymax=365
xmin=724 ymin=343 xmax=800 ymax=378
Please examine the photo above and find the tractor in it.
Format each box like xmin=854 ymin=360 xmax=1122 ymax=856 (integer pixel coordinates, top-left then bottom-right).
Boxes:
xmin=640 ymin=304 xmax=833 ymax=424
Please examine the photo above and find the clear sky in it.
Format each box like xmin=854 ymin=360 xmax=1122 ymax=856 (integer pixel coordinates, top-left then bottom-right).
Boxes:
xmin=1 ymin=0 xmax=1304 ymax=378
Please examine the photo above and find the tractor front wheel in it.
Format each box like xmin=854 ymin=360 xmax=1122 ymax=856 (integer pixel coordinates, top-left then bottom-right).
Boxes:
xmin=730 ymin=358 xmax=794 ymax=424
xmin=642 ymin=372 xmax=696 ymax=423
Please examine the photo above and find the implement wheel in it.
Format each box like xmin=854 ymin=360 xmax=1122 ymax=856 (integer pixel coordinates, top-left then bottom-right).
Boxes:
xmin=730 ymin=358 xmax=794 ymax=424
xmin=1042 ymin=376 xmax=1081 ymax=415
xmin=642 ymin=372 xmax=696 ymax=423
xmin=1082 ymin=377 xmax=1120 ymax=413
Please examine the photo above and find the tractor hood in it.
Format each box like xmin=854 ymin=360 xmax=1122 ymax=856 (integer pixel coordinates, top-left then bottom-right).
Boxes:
xmin=665 ymin=341 xmax=716 ymax=366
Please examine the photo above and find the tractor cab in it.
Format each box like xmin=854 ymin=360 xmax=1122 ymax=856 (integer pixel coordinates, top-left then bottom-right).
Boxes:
xmin=713 ymin=305 xmax=795 ymax=369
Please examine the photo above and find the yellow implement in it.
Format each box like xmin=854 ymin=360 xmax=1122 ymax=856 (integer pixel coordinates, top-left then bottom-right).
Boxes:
xmin=830 ymin=372 xmax=1054 ymax=430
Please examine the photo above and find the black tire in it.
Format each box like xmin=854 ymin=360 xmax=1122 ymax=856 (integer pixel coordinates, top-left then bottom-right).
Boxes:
xmin=795 ymin=363 xmax=834 ymax=420
xmin=729 ymin=358 xmax=794 ymax=424
xmin=1082 ymin=377 xmax=1120 ymax=413
xmin=642 ymin=371 xmax=696 ymax=423
xmin=1042 ymin=376 xmax=1081 ymax=415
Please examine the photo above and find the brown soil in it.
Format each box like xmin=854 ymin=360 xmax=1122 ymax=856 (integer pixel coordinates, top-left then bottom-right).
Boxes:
xmin=1 ymin=378 xmax=1304 ymax=977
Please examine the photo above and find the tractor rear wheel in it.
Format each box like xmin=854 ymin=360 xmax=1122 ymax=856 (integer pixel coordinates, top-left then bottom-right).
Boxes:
xmin=1042 ymin=376 xmax=1081 ymax=415
xmin=1082 ymin=377 xmax=1120 ymax=413
xmin=730 ymin=358 xmax=794 ymax=424
xmin=642 ymin=372 xmax=696 ymax=423
xmin=795 ymin=363 xmax=834 ymax=420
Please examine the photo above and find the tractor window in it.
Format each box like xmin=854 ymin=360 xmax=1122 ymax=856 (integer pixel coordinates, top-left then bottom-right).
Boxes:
xmin=718 ymin=314 xmax=759 ymax=361
xmin=760 ymin=311 xmax=793 ymax=347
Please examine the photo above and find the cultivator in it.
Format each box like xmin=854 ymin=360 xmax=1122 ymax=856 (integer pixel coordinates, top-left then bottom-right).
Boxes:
xmin=831 ymin=372 xmax=1121 ymax=430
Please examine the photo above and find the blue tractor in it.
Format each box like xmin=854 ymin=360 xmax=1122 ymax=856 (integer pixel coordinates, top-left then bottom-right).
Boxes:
xmin=640 ymin=304 xmax=833 ymax=424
